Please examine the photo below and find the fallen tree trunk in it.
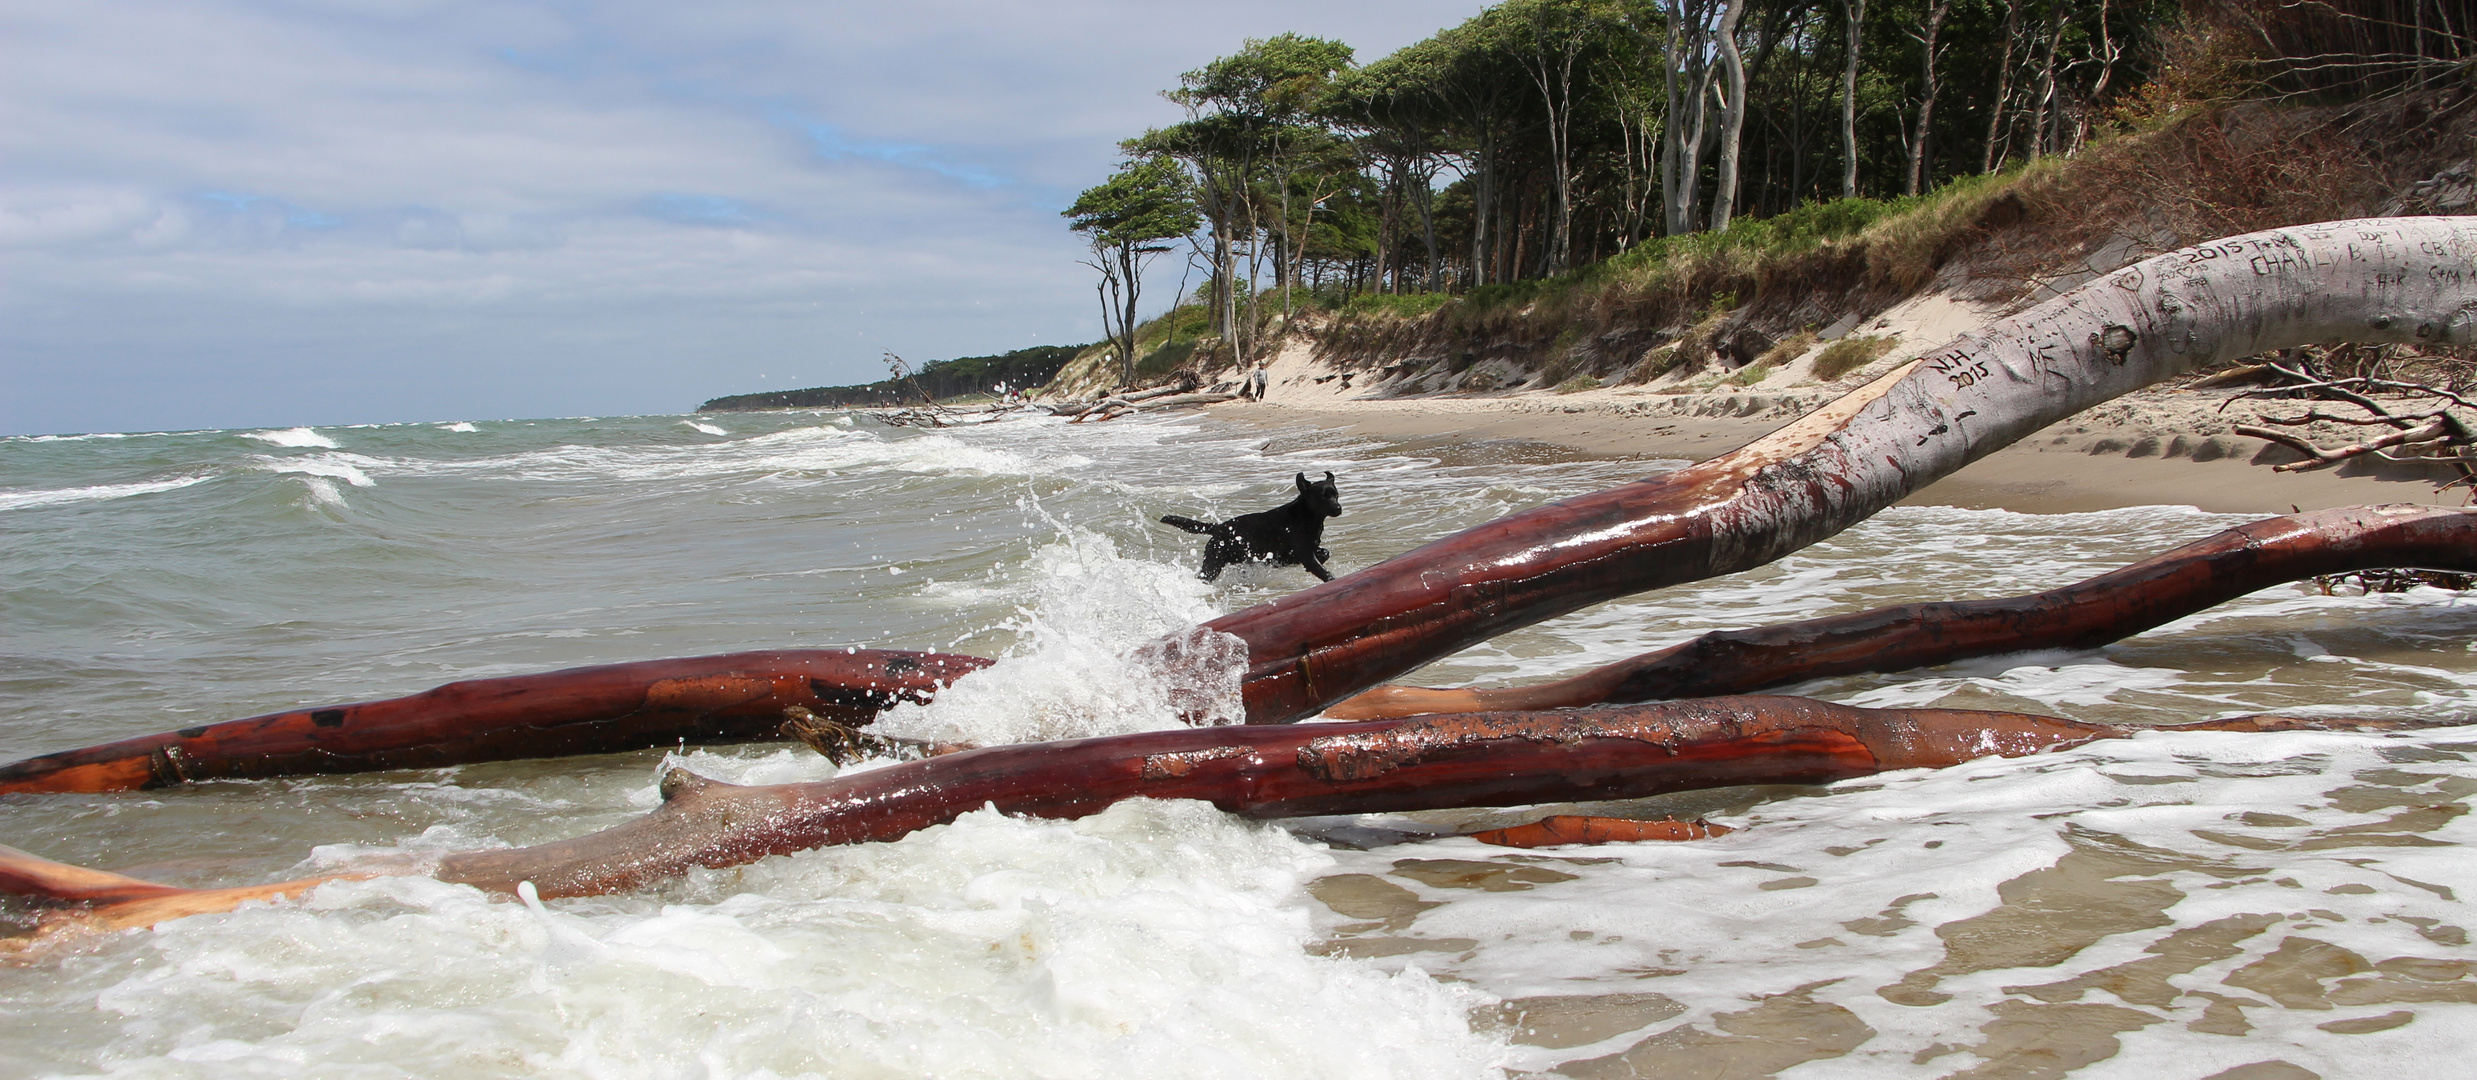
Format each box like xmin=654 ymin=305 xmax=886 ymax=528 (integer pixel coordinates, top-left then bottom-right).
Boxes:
xmin=1129 ymin=392 xmax=1239 ymax=410
xmin=1326 ymin=503 xmax=2477 ymax=718
xmin=1206 ymin=218 xmax=2477 ymax=722
xmin=0 ymin=649 xmax=990 ymax=795
xmin=0 ymin=697 xmax=2416 ymax=934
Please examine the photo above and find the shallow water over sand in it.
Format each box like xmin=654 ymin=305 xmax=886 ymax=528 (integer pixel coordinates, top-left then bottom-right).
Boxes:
xmin=3 ymin=410 xmax=2473 ymax=1078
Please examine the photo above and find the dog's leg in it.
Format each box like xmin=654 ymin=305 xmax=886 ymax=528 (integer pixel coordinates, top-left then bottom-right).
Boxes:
xmin=1300 ymin=550 xmax=1335 ymax=581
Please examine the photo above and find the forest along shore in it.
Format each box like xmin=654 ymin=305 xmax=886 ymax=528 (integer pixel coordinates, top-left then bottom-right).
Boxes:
xmin=1207 ymin=386 xmax=2469 ymax=517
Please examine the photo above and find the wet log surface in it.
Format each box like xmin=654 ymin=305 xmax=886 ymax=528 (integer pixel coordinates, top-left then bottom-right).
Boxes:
xmin=1 ymin=697 xmax=2416 ymax=934
xmin=1327 ymin=504 xmax=2477 ymax=718
xmin=0 ymin=649 xmax=990 ymax=794
xmin=1209 ymin=219 xmax=2477 ymax=722
xmin=431 ymin=699 xmax=2390 ymax=897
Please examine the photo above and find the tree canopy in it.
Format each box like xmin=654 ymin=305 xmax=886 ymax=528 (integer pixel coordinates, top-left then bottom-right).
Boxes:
xmin=1067 ymin=0 xmax=2467 ymax=343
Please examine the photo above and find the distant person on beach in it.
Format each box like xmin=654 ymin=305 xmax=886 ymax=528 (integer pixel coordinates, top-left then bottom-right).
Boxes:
xmin=1246 ymin=362 xmax=1269 ymax=401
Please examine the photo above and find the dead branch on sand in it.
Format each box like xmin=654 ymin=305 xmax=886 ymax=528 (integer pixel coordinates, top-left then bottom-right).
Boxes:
xmin=2224 ymin=353 xmax=2477 ymax=486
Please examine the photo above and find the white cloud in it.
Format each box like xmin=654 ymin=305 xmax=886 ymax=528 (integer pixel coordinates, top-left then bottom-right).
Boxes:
xmin=0 ymin=0 xmax=1488 ymax=434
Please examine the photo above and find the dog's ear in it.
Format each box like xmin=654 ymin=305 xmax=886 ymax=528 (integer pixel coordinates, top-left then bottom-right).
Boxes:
xmin=1295 ymin=471 xmax=1310 ymax=491
xmin=1323 ymin=471 xmax=1335 ymax=485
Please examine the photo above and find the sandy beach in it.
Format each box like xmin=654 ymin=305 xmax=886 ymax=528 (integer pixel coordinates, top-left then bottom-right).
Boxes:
xmin=1210 ymin=394 xmax=2463 ymax=515
xmin=1200 ymin=316 xmax=2470 ymax=515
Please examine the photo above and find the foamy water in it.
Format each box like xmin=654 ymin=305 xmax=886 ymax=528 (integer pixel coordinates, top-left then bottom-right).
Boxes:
xmin=242 ymin=426 xmax=339 ymax=448
xmin=3 ymin=409 xmax=2473 ymax=1078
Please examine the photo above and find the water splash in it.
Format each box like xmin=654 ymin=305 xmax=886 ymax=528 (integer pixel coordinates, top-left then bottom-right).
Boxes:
xmin=244 ymin=427 xmax=339 ymax=448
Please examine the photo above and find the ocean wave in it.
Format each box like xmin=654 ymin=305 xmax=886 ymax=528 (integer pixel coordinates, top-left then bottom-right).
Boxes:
xmin=244 ymin=426 xmax=340 ymax=448
xmin=257 ymin=452 xmax=378 ymax=489
xmin=438 ymin=422 xmax=478 ymax=433
xmin=400 ymin=423 xmax=1088 ymax=488
xmin=74 ymin=798 xmax=1499 ymax=1079
xmin=0 ymin=475 xmax=212 ymax=512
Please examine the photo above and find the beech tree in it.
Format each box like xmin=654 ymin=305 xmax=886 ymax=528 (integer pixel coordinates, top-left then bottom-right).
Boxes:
xmin=1065 ymin=156 xmax=1199 ymax=386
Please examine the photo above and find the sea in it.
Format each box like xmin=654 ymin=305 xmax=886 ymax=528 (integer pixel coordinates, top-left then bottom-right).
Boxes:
xmin=3 ymin=407 xmax=2474 ymax=1079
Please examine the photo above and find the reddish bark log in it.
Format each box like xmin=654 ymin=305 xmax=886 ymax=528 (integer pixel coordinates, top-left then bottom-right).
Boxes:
xmin=4 ymin=698 xmax=2409 ymax=933
xmin=0 ymin=649 xmax=990 ymax=795
xmin=319 ymin=701 xmax=2407 ymax=898
xmin=1469 ymin=816 xmax=1734 ymax=847
xmin=0 ymin=843 xmax=359 ymax=940
xmin=1327 ymin=504 xmax=2477 ymax=719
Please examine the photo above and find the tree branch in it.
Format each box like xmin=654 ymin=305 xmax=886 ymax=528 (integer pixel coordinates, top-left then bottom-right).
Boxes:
xmin=1327 ymin=505 xmax=2477 ymax=719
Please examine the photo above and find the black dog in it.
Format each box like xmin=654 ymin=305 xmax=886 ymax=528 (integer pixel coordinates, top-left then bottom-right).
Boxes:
xmin=1160 ymin=471 xmax=1342 ymax=582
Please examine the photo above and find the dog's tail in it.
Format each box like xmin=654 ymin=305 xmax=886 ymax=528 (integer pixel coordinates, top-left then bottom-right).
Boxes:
xmin=1158 ymin=514 xmax=1223 ymax=536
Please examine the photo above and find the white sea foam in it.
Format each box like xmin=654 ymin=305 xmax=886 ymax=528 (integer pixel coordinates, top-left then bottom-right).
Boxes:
xmin=681 ymin=420 xmax=728 ymax=436
xmin=411 ymin=422 xmax=1103 ymax=490
xmin=257 ymin=452 xmax=378 ymax=489
xmin=438 ymin=421 xmax=478 ymax=433
xmin=1315 ymin=724 xmax=2477 ymax=1077
xmin=12 ymin=431 xmax=128 ymax=442
xmin=74 ymin=800 xmax=1502 ymax=1079
xmin=0 ymin=475 xmax=209 ymax=512
xmin=244 ymin=426 xmax=339 ymax=448
xmin=875 ymin=526 xmax=1240 ymax=746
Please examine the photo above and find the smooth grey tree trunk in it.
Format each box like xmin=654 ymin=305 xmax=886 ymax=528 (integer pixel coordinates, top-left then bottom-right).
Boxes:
xmin=1983 ymin=0 xmax=2025 ymax=173
xmin=1905 ymin=0 xmax=1953 ymax=197
xmin=1709 ymin=0 xmax=1751 ymax=232
xmin=1841 ymin=0 xmax=1864 ymax=198
xmin=1661 ymin=0 xmax=1718 ymax=234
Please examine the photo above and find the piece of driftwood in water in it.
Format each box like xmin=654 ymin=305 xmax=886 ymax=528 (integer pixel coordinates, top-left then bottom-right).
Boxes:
xmin=1201 ymin=219 xmax=2477 ymax=723
xmin=0 ymin=843 xmax=374 ymax=938
xmin=1469 ymin=816 xmax=1735 ymax=848
xmin=0 ymin=650 xmax=991 ymax=795
xmin=1326 ymin=503 xmax=2477 ymax=719
xmin=0 ymin=697 xmax=2418 ymax=935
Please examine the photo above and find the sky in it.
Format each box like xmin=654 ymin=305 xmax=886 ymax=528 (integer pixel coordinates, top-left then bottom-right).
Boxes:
xmin=0 ymin=0 xmax=1491 ymax=436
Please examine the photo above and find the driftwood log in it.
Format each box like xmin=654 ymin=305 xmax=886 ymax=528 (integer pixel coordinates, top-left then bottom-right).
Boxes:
xmin=1327 ymin=503 xmax=2477 ymax=718
xmin=1206 ymin=218 xmax=2477 ymax=722
xmin=1 ymin=698 xmax=2415 ymax=934
xmin=0 ymin=650 xmax=988 ymax=795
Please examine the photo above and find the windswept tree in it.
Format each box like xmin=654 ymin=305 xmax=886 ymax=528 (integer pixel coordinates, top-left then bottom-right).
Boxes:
xmin=1498 ymin=0 xmax=1630 ymax=274
xmin=1064 ymin=156 xmax=1199 ymax=387
xmin=1076 ymin=0 xmax=2313 ymax=304
xmin=1324 ymin=61 xmax=1458 ymax=291
xmin=1171 ymin=34 xmax=1358 ymax=321
xmin=1647 ymin=0 xmax=1754 ymax=235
